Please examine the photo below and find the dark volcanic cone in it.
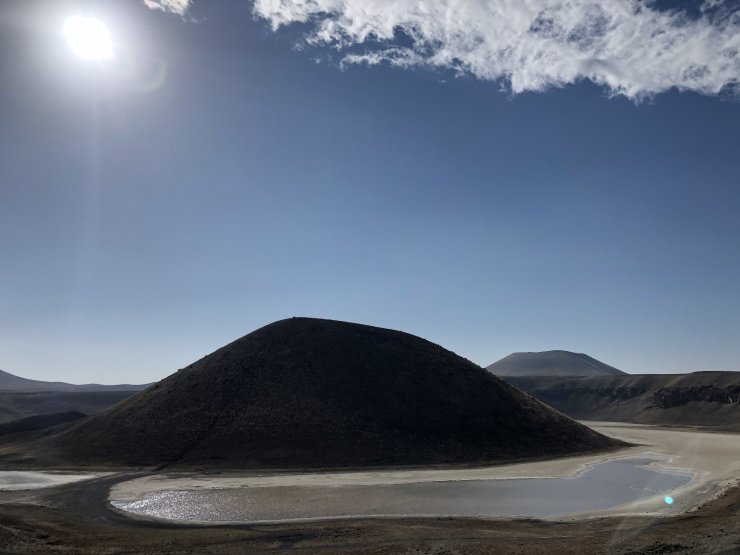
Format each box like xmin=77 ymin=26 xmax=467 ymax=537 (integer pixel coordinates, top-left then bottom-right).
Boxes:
xmin=30 ymin=318 xmax=619 ymax=468
xmin=487 ymin=350 xmax=627 ymax=377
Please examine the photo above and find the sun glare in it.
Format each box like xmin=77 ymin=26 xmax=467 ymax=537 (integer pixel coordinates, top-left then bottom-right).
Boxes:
xmin=64 ymin=16 xmax=113 ymax=60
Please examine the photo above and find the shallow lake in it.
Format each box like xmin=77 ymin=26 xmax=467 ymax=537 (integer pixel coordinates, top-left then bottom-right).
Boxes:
xmin=112 ymin=457 xmax=693 ymax=522
xmin=0 ymin=471 xmax=99 ymax=490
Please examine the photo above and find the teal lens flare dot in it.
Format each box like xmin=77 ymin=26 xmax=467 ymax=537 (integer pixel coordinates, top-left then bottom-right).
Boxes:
xmin=664 ymin=496 xmax=674 ymax=505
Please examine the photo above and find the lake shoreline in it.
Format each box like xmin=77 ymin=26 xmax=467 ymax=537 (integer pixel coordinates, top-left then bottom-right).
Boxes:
xmin=0 ymin=423 xmax=738 ymax=553
xmin=107 ymin=422 xmax=740 ymax=523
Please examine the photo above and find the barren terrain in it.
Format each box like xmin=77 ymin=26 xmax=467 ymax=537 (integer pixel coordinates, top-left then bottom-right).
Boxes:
xmin=0 ymin=423 xmax=737 ymax=554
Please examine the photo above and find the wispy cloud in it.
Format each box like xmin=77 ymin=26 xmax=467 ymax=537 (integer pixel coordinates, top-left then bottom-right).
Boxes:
xmin=148 ymin=0 xmax=739 ymax=100
xmin=143 ymin=0 xmax=191 ymax=16
xmin=253 ymin=0 xmax=738 ymax=100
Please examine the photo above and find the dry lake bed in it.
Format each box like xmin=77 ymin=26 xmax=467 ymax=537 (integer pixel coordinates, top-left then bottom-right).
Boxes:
xmin=109 ymin=422 xmax=740 ymax=524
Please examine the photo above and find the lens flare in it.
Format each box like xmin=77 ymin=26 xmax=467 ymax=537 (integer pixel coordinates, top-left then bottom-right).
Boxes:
xmin=664 ymin=496 xmax=674 ymax=505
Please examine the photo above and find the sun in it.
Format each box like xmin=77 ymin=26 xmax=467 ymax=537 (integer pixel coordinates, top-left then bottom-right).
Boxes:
xmin=64 ymin=16 xmax=113 ymax=60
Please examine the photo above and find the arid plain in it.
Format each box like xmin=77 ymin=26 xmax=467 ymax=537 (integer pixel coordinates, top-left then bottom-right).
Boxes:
xmin=0 ymin=422 xmax=738 ymax=553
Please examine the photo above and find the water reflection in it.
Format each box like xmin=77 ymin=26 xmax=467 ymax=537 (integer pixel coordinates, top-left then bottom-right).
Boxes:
xmin=113 ymin=457 xmax=693 ymax=522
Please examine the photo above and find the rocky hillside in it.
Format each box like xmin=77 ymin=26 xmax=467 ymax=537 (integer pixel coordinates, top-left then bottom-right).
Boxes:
xmin=503 ymin=371 xmax=740 ymax=431
xmin=0 ymin=390 xmax=138 ymax=424
xmin=13 ymin=318 xmax=621 ymax=468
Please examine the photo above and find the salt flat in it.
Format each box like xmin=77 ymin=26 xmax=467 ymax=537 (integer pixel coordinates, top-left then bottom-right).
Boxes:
xmin=110 ymin=422 xmax=740 ymax=521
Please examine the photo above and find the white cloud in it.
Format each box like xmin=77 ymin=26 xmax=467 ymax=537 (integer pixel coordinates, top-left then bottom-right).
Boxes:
xmin=143 ymin=0 xmax=192 ymax=16
xmin=252 ymin=0 xmax=739 ymax=99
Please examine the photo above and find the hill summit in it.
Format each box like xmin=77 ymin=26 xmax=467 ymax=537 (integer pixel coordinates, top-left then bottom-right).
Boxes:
xmin=28 ymin=318 xmax=619 ymax=468
xmin=487 ymin=350 xmax=627 ymax=377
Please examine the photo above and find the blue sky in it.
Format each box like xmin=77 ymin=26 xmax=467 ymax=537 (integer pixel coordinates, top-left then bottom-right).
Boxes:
xmin=1 ymin=0 xmax=738 ymax=383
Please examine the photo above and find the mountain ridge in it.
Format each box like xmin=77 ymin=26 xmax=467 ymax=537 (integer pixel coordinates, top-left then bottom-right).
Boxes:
xmin=502 ymin=371 xmax=740 ymax=431
xmin=0 ymin=369 xmax=149 ymax=393
xmin=487 ymin=350 xmax=627 ymax=377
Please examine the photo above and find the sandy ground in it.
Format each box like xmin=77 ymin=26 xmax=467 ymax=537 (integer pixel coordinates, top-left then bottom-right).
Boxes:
xmin=0 ymin=471 xmax=107 ymax=491
xmin=110 ymin=422 xmax=740 ymax=521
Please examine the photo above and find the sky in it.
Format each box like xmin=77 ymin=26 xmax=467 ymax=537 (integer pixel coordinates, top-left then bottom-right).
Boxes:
xmin=0 ymin=0 xmax=738 ymax=384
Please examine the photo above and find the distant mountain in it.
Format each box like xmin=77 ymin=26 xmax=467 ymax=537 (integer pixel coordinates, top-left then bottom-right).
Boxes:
xmin=17 ymin=317 xmax=620 ymax=468
xmin=0 ymin=369 xmax=148 ymax=392
xmin=0 ymin=390 xmax=137 ymax=424
xmin=502 ymin=371 xmax=740 ymax=431
xmin=487 ymin=350 xmax=627 ymax=377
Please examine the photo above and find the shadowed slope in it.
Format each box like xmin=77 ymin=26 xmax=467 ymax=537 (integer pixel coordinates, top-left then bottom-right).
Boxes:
xmin=0 ymin=390 xmax=139 ymax=424
xmin=26 ymin=318 xmax=619 ymax=468
xmin=487 ymin=350 xmax=626 ymax=377
xmin=503 ymin=372 xmax=740 ymax=431
xmin=0 ymin=411 xmax=86 ymax=438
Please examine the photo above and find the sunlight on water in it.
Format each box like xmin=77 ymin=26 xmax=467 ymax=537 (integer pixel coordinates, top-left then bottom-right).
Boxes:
xmin=112 ymin=457 xmax=693 ymax=523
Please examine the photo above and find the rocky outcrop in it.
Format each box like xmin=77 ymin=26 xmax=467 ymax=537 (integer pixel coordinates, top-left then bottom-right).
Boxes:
xmin=653 ymin=386 xmax=740 ymax=409
xmin=502 ymin=372 xmax=740 ymax=431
